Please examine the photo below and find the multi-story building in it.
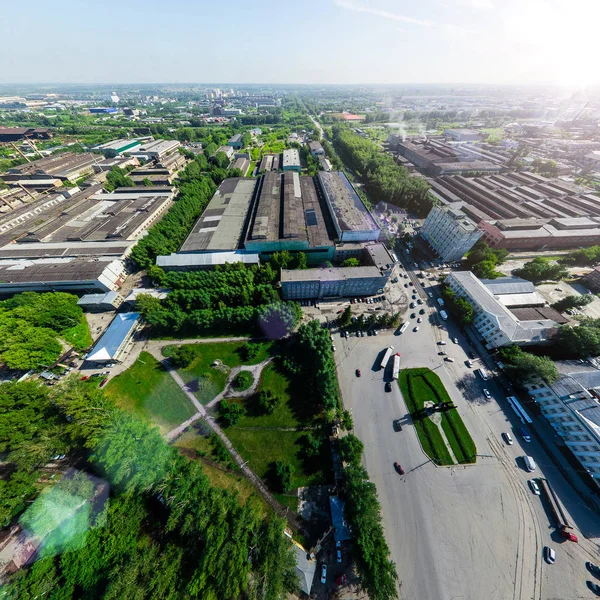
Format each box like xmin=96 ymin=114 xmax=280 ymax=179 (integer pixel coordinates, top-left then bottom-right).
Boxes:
xmin=282 ymin=149 xmax=301 ymax=172
xmin=281 ymin=266 xmax=387 ymax=300
xmin=420 ymin=204 xmax=482 ymax=260
xmin=445 ymin=271 xmax=559 ymax=349
xmin=526 ymin=363 xmax=600 ymax=487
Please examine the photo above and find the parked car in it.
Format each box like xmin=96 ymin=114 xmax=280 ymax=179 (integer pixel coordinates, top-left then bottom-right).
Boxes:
xmin=409 ymin=282 xmax=413 ymax=286
xmin=99 ymin=378 xmax=108 ymax=388
xmin=419 ymin=308 xmax=426 ymax=314
xmin=410 ymin=313 xmax=416 ymax=318
xmin=587 ymin=581 xmax=600 ymax=596
xmin=528 ymin=479 xmax=540 ymax=495
xmin=438 ymin=341 xmax=447 ymax=345
xmin=393 ymin=419 xmax=403 ymax=431
xmin=412 ymin=294 xmax=417 ymax=300
xmin=483 ymin=389 xmax=491 ymax=399
xmin=438 ymin=351 xmax=446 ymax=356
xmin=428 ymin=292 xmax=433 ymax=298
xmin=413 ymin=326 xmax=419 ymax=332
xmin=444 ymin=357 xmax=455 ymax=362
xmin=543 ymin=546 xmax=556 ymax=564
xmin=394 ymin=462 xmax=405 ymax=475
xmin=466 ymin=359 xmax=474 ymax=368
xmin=80 ymin=375 xmax=90 ymax=381
xmin=502 ymin=432 xmax=513 ymax=445
xmin=336 ymin=550 xmax=342 ymax=563
xmin=452 ymin=338 xmax=458 ymax=344
xmin=417 ymin=317 xmax=422 ymax=323
xmin=468 ymin=351 xmax=476 ymax=359
xmin=385 ymin=382 xmax=392 ymax=392
xmin=321 ymin=564 xmax=327 ymax=584
xmin=588 ymin=562 xmax=600 ymax=578
xmin=417 ymin=299 xmax=423 ymax=305
xmin=356 ymin=369 xmax=361 ymax=377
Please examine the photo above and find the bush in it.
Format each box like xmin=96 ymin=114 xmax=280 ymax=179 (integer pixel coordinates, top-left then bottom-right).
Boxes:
xmin=239 ymin=342 xmax=260 ymax=362
xmin=271 ymin=460 xmax=293 ymax=493
xmin=219 ymin=399 xmax=246 ymax=426
xmin=170 ymin=345 xmax=197 ymax=368
xmin=256 ymin=389 xmax=281 ymax=414
xmin=232 ymin=371 xmax=253 ymax=392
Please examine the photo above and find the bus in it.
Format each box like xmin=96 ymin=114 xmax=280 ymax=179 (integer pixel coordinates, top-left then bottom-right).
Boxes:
xmin=476 ymin=367 xmax=489 ymax=381
xmin=379 ymin=346 xmax=395 ymax=371
xmin=506 ymin=396 xmax=533 ymax=425
xmin=399 ymin=322 xmax=409 ymax=334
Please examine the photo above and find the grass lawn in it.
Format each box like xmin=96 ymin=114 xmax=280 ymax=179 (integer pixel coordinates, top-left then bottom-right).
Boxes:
xmin=165 ymin=341 xmax=274 ymax=405
xmin=399 ymin=368 xmax=476 ymax=465
xmin=104 ymin=351 xmax=197 ymax=433
xmin=225 ymin=428 xmax=327 ymax=490
xmin=61 ymin=313 xmax=93 ymax=350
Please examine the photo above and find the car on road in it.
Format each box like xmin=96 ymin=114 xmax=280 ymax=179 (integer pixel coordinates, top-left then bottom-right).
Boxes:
xmin=394 ymin=462 xmax=405 ymax=475
xmin=438 ymin=341 xmax=447 ymax=345
xmin=466 ymin=359 xmax=474 ymax=368
xmin=419 ymin=308 xmax=425 ymax=314
xmin=413 ymin=326 xmax=419 ymax=332
xmin=438 ymin=351 xmax=446 ymax=355
xmin=468 ymin=351 xmax=476 ymax=359
xmin=587 ymin=581 xmax=600 ymax=596
xmin=393 ymin=419 xmax=403 ymax=431
xmin=385 ymin=382 xmax=392 ymax=392
xmin=502 ymin=432 xmax=513 ymax=445
xmin=528 ymin=479 xmax=540 ymax=495
xmin=336 ymin=549 xmax=342 ymax=563
xmin=587 ymin=562 xmax=600 ymax=578
xmin=452 ymin=338 xmax=458 ymax=344
xmin=428 ymin=292 xmax=433 ymax=298
xmin=99 ymin=378 xmax=108 ymax=388
xmin=321 ymin=564 xmax=327 ymax=584
xmin=543 ymin=546 xmax=556 ymax=564
xmin=356 ymin=369 xmax=361 ymax=377
xmin=444 ymin=357 xmax=454 ymax=362
xmin=483 ymin=389 xmax=491 ymax=399
xmin=410 ymin=312 xmax=416 ymax=318
xmin=417 ymin=299 xmax=423 ymax=304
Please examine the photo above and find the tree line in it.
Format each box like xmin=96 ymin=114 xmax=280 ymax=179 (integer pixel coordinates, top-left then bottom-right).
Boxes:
xmin=330 ymin=124 xmax=432 ymax=216
xmin=1 ymin=377 xmax=298 ymax=599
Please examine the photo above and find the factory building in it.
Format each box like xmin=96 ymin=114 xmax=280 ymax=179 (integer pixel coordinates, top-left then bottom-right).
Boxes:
xmin=0 ymin=127 xmax=52 ymax=142
xmin=317 ymin=171 xmax=380 ymax=242
xmin=526 ymin=364 xmax=600 ymax=487
xmin=308 ymin=141 xmax=325 ymax=156
xmin=428 ymin=172 xmax=600 ymax=251
xmin=1 ymin=153 xmax=100 ymax=185
xmin=444 ymin=129 xmax=488 ymax=142
xmin=245 ymin=171 xmax=335 ymax=263
xmin=77 ymin=291 xmax=124 ymax=312
xmin=582 ymin=267 xmax=600 ymax=293
xmin=282 ymin=149 xmax=301 ymax=172
xmin=420 ymin=204 xmax=482 ymax=260
xmin=86 ymin=312 xmax=141 ymax=363
xmin=281 ymin=266 xmax=387 ymax=300
xmin=259 ymin=153 xmax=280 ymax=172
xmin=92 ymin=138 xmax=142 ymax=156
xmin=129 ymin=139 xmax=181 ymax=160
xmin=227 ymin=133 xmax=243 ymax=149
xmin=445 ymin=271 xmax=559 ymax=349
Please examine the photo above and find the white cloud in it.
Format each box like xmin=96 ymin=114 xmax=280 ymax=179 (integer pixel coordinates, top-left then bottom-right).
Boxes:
xmin=334 ymin=0 xmax=436 ymax=27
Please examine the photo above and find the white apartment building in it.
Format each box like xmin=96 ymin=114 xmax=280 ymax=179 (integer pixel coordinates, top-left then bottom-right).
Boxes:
xmin=420 ymin=204 xmax=482 ymax=261
xmin=445 ymin=271 xmax=558 ymax=349
xmin=526 ymin=364 xmax=600 ymax=486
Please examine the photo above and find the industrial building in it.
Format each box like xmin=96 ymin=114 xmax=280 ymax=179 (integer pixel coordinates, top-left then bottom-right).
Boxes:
xmin=258 ymin=153 xmax=279 ymax=172
xmin=227 ymin=133 xmax=243 ymax=149
xmin=232 ymin=156 xmax=250 ymax=176
xmin=245 ymin=171 xmax=335 ymax=262
xmin=282 ymin=149 xmax=301 ymax=172
xmin=281 ymin=266 xmax=388 ymax=300
xmin=420 ymin=204 xmax=482 ymax=260
xmin=0 ymin=127 xmax=52 ymax=142
xmin=129 ymin=139 xmax=181 ymax=160
xmin=427 ymin=172 xmax=600 ymax=251
xmin=77 ymin=291 xmax=124 ymax=312
xmin=445 ymin=271 xmax=560 ymax=349
xmin=444 ymin=129 xmax=488 ymax=142
xmin=1 ymin=152 xmax=100 ymax=185
xmin=86 ymin=312 xmax=141 ymax=363
xmin=317 ymin=171 xmax=380 ymax=242
xmin=157 ymin=251 xmax=260 ymax=271
xmin=92 ymin=138 xmax=142 ymax=156
xmin=526 ymin=363 xmax=600 ymax=487
xmin=308 ymin=141 xmax=325 ymax=156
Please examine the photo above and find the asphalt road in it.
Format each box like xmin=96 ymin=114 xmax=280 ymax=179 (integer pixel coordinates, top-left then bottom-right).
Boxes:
xmin=335 ymin=268 xmax=600 ymax=600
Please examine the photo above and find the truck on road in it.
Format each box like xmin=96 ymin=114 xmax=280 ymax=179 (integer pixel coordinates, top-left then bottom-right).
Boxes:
xmin=380 ymin=346 xmax=395 ymax=371
xmin=537 ymin=478 xmax=578 ymax=542
xmin=392 ymin=353 xmax=401 ymax=379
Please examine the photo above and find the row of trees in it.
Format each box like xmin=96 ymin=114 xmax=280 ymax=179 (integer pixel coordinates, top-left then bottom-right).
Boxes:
xmin=2 ymin=378 xmax=298 ymax=599
xmin=338 ymin=305 xmax=402 ymax=330
xmin=498 ymin=346 xmax=559 ymax=388
xmin=330 ymin=124 xmax=432 ymax=216
xmin=0 ymin=292 xmax=88 ymax=370
xmin=441 ymin=286 xmax=474 ymax=326
xmin=559 ymin=245 xmax=600 ymax=267
xmin=513 ymin=257 xmax=569 ymax=284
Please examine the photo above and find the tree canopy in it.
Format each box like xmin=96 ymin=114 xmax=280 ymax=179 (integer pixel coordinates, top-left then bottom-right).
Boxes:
xmin=498 ymin=346 xmax=559 ymax=387
xmin=513 ymin=258 xmax=568 ymax=283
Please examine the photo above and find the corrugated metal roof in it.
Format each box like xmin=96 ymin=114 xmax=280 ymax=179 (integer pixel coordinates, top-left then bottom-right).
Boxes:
xmin=87 ymin=312 xmax=140 ymax=361
xmin=480 ymin=277 xmax=536 ymax=295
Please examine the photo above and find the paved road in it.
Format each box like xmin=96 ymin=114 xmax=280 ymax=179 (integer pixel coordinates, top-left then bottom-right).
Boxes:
xmin=336 ymin=267 xmax=600 ymax=599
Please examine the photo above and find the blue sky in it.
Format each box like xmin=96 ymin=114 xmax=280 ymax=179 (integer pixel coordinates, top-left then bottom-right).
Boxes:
xmin=1 ymin=0 xmax=598 ymax=86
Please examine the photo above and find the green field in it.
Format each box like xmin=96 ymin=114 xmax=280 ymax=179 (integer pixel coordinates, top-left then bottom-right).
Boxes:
xmin=399 ymin=368 xmax=476 ymax=465
xmin=105 ymin=351 xmax=197 ymax=433
xmin=164 ymin=341 xmax=273 ymax=405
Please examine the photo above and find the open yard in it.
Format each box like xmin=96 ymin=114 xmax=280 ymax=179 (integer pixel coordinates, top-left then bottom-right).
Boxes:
xmin=104 ymin=351 xmax=197 ymax=433
xmin=164 ymin=340 xmax=274 ymax=405
xmin=399 ymin=368 xmax=476 ymax=465
xmin=62 ymin=313 xmax=93 ymax=350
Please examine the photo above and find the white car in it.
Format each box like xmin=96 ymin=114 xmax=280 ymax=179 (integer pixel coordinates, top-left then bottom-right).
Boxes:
xmin=428 ymin=292 xmax=433 ymax=298
xmin=417 ymin=317 xmax=422 ymax=323
xmin=543 ymin=546 xmax=556 ymax=564
xmin=483 ymin=389 xmax=491 ymax=399
xmin=413 ymin=326 xmax=419 ymax=332
xmin=321 ymin=564 xmax=327 ymax=584
xmin=452 ymin=338 xmax=458 ymax=344
xmin=438 ymin=341 xmax=447 ymax=345
xmin=528 ymin=479 xmax=540 ymax=495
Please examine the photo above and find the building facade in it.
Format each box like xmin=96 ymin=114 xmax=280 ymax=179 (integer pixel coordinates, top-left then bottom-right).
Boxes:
xmin=281 ymin=266 xmax=388 ymax=300
xmin=420 ymin=204 xmax=482 ymax=260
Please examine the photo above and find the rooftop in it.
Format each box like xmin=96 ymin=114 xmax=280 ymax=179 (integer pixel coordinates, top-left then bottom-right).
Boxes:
xmin=281 ymin=265 xmax=383 ymax=283
xmin=86 ymin=312 xmax=140 ymax=362
xmin=480 ymin=277 xmax=536 ymax=295
xmin=249 ymin=171 xmax=281 ymax=241
xmin=318 ymin=171 xmax=380 ymax=234
xmin=157 ymin=251 xmax=259 ymax=269
xmin=282 ymin=148 xmax=300 ymax=168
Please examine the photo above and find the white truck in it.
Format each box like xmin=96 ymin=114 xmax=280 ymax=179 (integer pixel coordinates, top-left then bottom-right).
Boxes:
xmin=380 ymin=346 xmax=395 ymax=371
xmin=392 ymin=353 xmax=401 ymax=379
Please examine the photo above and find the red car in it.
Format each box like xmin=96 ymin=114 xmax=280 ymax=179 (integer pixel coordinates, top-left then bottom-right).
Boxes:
xmin=356 ymin=369 xmax=361 ymax=377
xmin=394 ymin=462 xmax=405 ymax=475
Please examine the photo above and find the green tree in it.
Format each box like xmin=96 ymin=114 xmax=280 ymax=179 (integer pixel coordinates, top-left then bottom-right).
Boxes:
xmin=551 ymin=294 xmax=593 ymax=312
xmin=271 ymin=460 xmax=293 ymax=493
xmin=239 ymin=342 xmax=260 ymax=361
xmin=256 ymin=389 xmax=281 ymax=414
xmin=270 ymin=251 xmax=294 ymax=271
xmin=514 ymin=258 xmax=568 ymax=283
xmin=142 ymin=177 xmax=153 ymax=187
xmin=295 ymin=252 xmax=308 ymax=270
xmin=169 ymin=345 xmax=197 ymax=368
xmin=341 ymin=257 xmax=360 ymax=267
xmin=555 ymin=321 xmax=600 ymax=359
xmin=338 ymin=434 xmax=364 ymax=466
xmin=258 ymin=302 xmax=302 ymax=339
xmin=340 ymin=409 xmax=354 ymax=431
xmin=219 ymin=399 xmax=245 ymax=426
xmin=232 ymin=371 xmax=253 ymax=391
xmin=213 ymin=151 xmax=231 ymax=169
xmin=499 ymin=347 xmax=559 ymax=387
xmin=105 ymin=166 xmax=134 ymax=192
xmin=339 ymin=305 xmax=353 ymax=327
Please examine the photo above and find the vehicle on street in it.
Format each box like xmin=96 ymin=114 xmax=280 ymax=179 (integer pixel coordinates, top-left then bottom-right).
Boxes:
xmin=523 ymin=455 xmax=537 ymax=472
xmin=439 ymin=310 xmax=448 ymax=320
xmin=587 ymin=562 xmax=600 ymax=578
xmin=587 ymin=581 xmax=600 ymax=596
xmin=438 ymin=340 xmax=447 ymax=345
xmin=476 ymin=367 xmax=489 ymax=381
xmin=385 ymin=382 xmax=392 ymax=392
xmin=393 ymin=419 xmax=403 ymax=431
xmin=102 ymin=370 xmax=112 ymax=375
xmin=394 ymin=462 xmax=405 ymax=475
xmin=409 ymin=282 xmax=413 ymax=286
xmin=404 ymin=283 xmax=408 ymax=288
xmin=437 ymin=297 xmax=445 ymax=307
xmin=466 ymin=359 xmax=474 ymax=368
xmin=356 ymin=369 xmax=361 ymax=377
xmin=419 ymin=308 xmax=425 ymax=314
xmin=399 ymin=322 xmax=409 ymax=334
xmin=502 ymin=432 xmax=513 ymax=445
xmin=392 ymin=353 xmax=401 ymax=379
xmin=520 ymin=427 xmax=532 ymax=442
xmin=380 ymin=346 xmax=395 ymax=370
xmin=452 ymin=338 xmax=458 ymax=344
xmin=468 ymin=351 xmax=476 ymax=359
xmin=412 ymin=294 xmax=417 ymax=300
xmin=410 ymin=302 xmax=415 ymax=309
xmin=444 ymin=357 xmax=454 ymax=362
xmin=528 ymin=479 xmax=540 ymax=495
xmin=321 ymin=564 xmax=327 ymax=584
xmin=438 ymin=351 xmax=446 ymax=355
xmin=336 ymin=550 xmax=342 ymax=563
xmin=99 ymin=378 xmax=108 ymax=388
xmin=483 ymin=388 xmax=491 ymax=399
xmin=410 ymin=313 xmax=416 ymax=318
xmin=428 ymin=292 xmax=433 ymax=298
xmin=417 ymin=299 xmax=423 ymax=304
xmin=543 ymin=546 xmax=556 ymax=564
xmin=417 ymin=317 xmax=422 ymax=323
xmin=413 ymin=326 xmax=419 ymax=332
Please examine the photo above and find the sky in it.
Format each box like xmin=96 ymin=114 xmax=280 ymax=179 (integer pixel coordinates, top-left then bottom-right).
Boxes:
xmin=1 ymin=0 xmax=598 ymax=86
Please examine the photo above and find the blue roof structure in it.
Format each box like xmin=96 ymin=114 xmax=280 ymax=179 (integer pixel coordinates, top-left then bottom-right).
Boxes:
xmin=87 ymin=312 xmax=140 ymax=362
xmin=329 ymin=495 xmax=352 ymax=542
